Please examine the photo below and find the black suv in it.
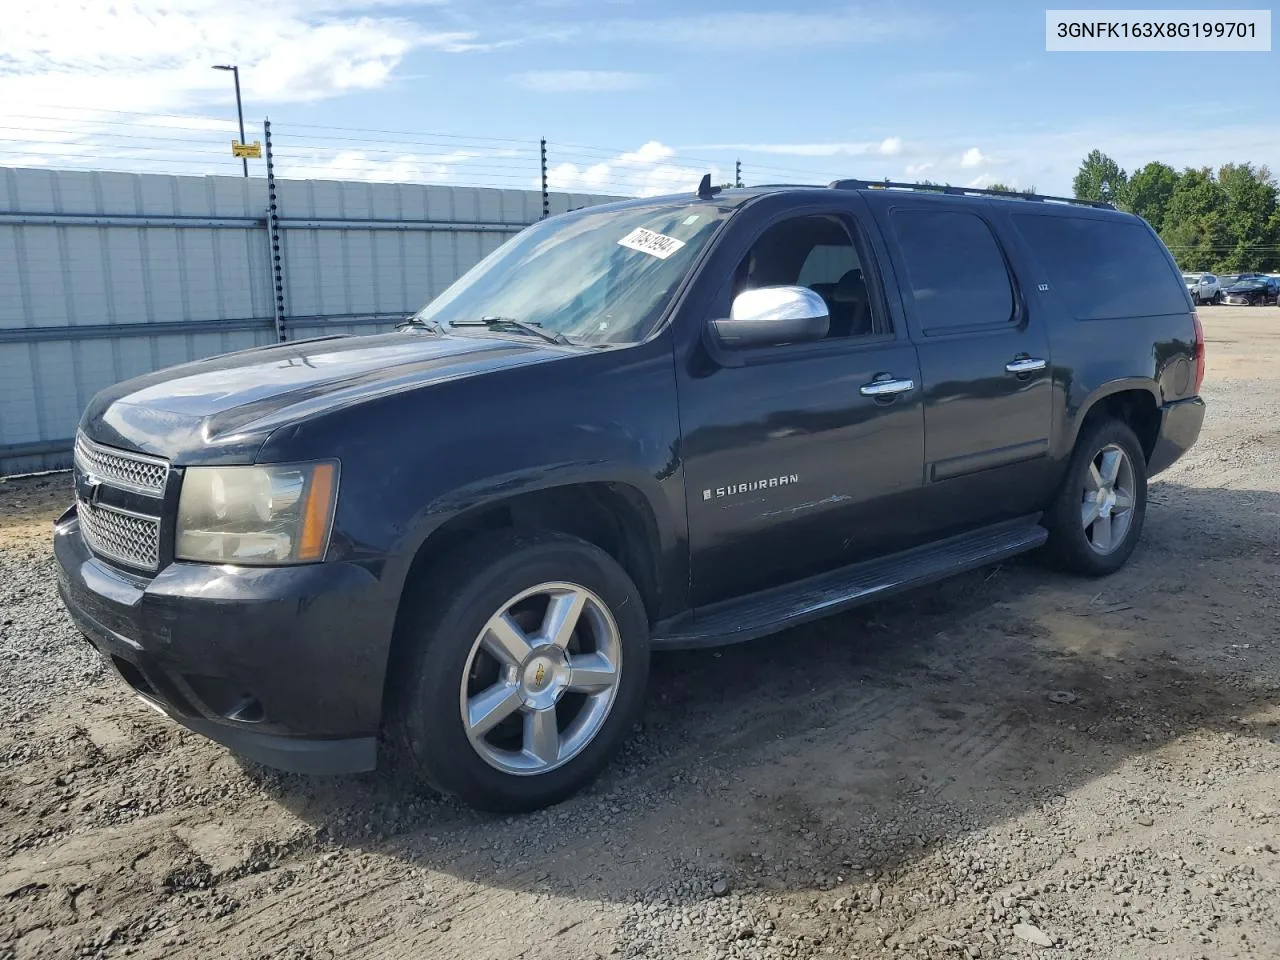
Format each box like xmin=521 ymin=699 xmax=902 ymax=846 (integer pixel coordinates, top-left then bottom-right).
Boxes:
xmin=55 ymin=180 xmax=1205 ymax=811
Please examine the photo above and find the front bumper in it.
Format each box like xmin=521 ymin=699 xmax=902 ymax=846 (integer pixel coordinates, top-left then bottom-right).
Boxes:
xmin=54 ymin=507 xmax=400 ymax=774
xmin=1148 ymin=396 xmax=1206 ymax=477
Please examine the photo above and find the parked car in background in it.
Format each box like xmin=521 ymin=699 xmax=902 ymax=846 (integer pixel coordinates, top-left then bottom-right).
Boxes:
xmin=1182 ymin=273 xmax=1221 ymax=305
xmin=1222 ymin=276 xmax=1280 ymax=306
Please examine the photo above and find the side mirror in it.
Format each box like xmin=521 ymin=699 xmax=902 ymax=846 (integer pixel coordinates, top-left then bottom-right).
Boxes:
xmin=709 ymin=286 xmax=830 ymax=350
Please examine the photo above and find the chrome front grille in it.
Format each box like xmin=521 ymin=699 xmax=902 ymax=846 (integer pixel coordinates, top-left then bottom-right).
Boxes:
xmin=78 ymin=500 xmax=162 ymax=571
xmin=74 ymin=432 xmax=168 ymax=495
xmin=73 ymin=434 xmax=168 ymax=572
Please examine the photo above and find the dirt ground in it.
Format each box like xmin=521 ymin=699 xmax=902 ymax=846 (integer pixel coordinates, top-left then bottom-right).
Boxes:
xmin=2 ymin=305 xmax=1279 ymax=960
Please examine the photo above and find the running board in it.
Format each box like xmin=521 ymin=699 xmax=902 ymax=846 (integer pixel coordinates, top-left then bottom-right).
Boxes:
xmin=652 ymin=516 xmax=1048 ymax=650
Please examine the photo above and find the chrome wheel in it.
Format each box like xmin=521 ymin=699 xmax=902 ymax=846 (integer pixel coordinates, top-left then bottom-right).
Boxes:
xmin=459 ymin=582 xmax=622 ymax=776
xmin=1081 ymin=443 xmax=1136 ymax=555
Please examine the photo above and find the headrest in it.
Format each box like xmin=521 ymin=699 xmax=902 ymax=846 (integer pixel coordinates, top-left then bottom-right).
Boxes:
xmin=831 ymin=268 xmax=865 ymax=302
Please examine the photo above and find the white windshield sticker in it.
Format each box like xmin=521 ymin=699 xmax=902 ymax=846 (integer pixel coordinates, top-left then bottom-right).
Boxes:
xmin=682 ymin=214 xmax=700 ymax=225
xmin=617 ymin=227 xmax=686 ymax=260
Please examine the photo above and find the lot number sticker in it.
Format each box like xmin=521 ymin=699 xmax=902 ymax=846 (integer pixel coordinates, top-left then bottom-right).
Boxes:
xmin=618 ymin=227 xmax=686 ymax=260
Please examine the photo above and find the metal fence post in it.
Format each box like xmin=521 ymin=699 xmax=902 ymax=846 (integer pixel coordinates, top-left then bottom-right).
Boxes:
xmin=263 ymin=119 xmax=287 ymax=342
xmin=540 ymin=138 xmax=549 ymax=219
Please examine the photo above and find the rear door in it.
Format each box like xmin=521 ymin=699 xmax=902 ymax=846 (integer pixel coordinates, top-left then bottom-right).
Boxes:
xmin=867 ymin=195 xmax=1055 ymax=534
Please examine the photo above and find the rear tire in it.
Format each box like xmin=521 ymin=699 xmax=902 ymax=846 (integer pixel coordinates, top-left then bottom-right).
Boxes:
xmin=392 ymin=530 xmax=650 ymax=812
xmin=1043 ymin=419 xmax=1148 ymax=577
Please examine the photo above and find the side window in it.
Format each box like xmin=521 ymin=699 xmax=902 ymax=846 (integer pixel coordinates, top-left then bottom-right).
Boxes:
xmin=795 ymin=245 xmax=859 ymax=288
xmin=890 ymin=209 xmax=1015 ymax=333
xmin=1011 ymin=213 xmax=1187 ymax=319
xmin=730 ymin=214 xmax=880 ymax=338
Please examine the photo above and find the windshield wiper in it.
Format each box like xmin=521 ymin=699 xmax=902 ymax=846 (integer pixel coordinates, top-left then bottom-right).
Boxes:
xmin=396 ymin=315 xmax=444 ymax=334
xmin=450 ymin=316 xmax=573 ymax=346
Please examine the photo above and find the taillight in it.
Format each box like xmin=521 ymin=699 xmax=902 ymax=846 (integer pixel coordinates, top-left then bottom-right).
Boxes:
xmin=1191 ymin=311 xmax=1205 ymax=394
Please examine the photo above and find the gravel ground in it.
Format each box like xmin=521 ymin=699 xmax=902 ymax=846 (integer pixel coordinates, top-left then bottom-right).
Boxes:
xmin=3 ymin=305 xmax=1279 ymax=960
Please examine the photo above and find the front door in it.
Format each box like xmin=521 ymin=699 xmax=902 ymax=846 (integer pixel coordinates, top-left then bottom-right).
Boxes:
xmin=868 ymin=197 xmax=1054 ymax=534
xmin=678 ymin=203 xmax=927 ymax=606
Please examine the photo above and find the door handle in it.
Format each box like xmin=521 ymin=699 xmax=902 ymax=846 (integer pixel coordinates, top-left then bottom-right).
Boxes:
xmin=1005 ymin=357 xmax=1047 ymax=374
xmin=859 ymin=377 xmax=915 ymax=397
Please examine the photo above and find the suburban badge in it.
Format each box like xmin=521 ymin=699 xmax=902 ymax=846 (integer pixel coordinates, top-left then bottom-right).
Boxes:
xmin=703 ymin=474 xmax=800 ymax=501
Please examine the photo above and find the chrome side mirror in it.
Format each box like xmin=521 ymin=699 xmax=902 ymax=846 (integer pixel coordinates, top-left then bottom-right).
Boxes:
xmin=709 ymin=286 xmax=830 ymax=349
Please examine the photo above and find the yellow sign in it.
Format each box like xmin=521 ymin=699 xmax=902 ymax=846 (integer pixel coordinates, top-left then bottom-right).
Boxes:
xmin=231 ymin=140 xmax=262 ymax=159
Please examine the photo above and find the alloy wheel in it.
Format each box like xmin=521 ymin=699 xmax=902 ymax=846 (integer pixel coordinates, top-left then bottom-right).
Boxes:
xmin=458 ymin=582 xmax=622 ymax=775
xmin=1080 ymin=443 xmax=1136 ymax=554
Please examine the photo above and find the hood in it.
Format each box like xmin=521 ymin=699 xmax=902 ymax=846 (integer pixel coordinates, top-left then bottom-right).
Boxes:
xmin=82 ymin=331 xmax=569 ymax=463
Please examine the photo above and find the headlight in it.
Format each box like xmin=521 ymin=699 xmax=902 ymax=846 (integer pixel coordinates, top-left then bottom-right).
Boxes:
xmin=176 ymin=461 xmax=339 ymax=565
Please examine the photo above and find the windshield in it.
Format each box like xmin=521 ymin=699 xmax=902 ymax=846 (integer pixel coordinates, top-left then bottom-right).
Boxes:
xmin=1182 ymin=275 xmax=1200 ymax=283
xmin=413 ymin=199 xmax=737 ymax=345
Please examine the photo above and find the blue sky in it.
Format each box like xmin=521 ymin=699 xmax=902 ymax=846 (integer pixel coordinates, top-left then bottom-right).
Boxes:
xmin=3 ymin=0 xmax=1277 ymax=195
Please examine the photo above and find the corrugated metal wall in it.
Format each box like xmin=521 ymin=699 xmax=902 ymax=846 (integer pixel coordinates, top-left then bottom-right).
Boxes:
xmin=0 ymin=166 xmax=618 ymax=475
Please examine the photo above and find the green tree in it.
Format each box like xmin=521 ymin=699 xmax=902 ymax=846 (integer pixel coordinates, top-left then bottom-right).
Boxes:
xmin=1216 ymin=163 xmax=1279 ymax=272
xmin=985 ymin=183 xmax=1037 ymax=194
xmin=1160 ymin=167 xmax=1229 ymax=272
xmin=1124 ymin=162 xmax=1179 ymax=232
xmin=1073 ymin=150 xmax=1128 ymax=204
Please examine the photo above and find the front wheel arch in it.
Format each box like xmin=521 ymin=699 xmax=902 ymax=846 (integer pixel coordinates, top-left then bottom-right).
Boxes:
xmin=389 ymin=529 xmax=651 ymax=811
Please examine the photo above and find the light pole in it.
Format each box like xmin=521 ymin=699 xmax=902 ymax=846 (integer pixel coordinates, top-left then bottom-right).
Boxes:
xmin=212 ymin=64 xmax=248 ymax=177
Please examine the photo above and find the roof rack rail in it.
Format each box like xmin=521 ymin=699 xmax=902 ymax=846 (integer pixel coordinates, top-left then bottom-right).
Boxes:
xmin=828 ymin=179 xmax=1115 ymax=210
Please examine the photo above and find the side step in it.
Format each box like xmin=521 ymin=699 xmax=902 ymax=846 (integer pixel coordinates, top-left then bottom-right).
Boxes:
xmin=651 ymin=516 xmax=1048 ymax=650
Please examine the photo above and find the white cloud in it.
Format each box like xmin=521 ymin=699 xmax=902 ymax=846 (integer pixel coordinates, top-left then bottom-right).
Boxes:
xmin=0 ymin=0 xmax=486 ymax=115
xmin=546 ymin=141 xmax=720 ymax=198
xmin=574 ymin=10 xmax=932 ymax=50
xmin=513 ymin=70 xmax=656 ymax=93
xmin=965 ymin=173 xmax=996 ymax=188
xmin=960 ymin=147 xmax=987 ymax=168
xmin=287 ymin=148 xmax=478 ymax=183
xmin=619 ymin=141 xmax=677 ymax=164
xmin=279 ymin=145 xmax=535 ymax=185
xmin=692 ymin=139 xmax=906 ymax=158
xmin=906 ymin=161 xmax=934 ymax=176
xmin=914 ymin=121 xmax=1280 ymax=195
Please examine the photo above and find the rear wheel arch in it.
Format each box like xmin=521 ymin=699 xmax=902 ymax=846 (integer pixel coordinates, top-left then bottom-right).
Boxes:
xmin=1070 ymin=382 xmax=1162 ymax=464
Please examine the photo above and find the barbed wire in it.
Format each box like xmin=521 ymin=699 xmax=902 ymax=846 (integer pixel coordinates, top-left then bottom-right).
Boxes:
xmin=0 ymin=106 xmax=745 ymax=197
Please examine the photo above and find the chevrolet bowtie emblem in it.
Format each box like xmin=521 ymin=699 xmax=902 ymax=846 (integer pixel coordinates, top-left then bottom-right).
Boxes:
xmin=82 ymin=474 xmax=103 ymax=506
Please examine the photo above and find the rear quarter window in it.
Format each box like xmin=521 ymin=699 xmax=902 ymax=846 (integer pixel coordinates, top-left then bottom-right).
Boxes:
xmin=1012 ymin=214 xmax=1188 ymax=320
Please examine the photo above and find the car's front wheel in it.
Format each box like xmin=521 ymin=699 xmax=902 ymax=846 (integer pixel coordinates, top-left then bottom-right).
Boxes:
xmin=1043 ymin=418 xmax=1148 ymax=576
xmin=392 ymin=530 xmax=650 ymax=812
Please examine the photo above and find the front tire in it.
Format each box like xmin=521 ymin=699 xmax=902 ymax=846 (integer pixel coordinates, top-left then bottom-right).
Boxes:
xmin=1043 ymin=419 xmax=1148 ymax=576
xmin=392 ymin=530 xmax=650 ymax=812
